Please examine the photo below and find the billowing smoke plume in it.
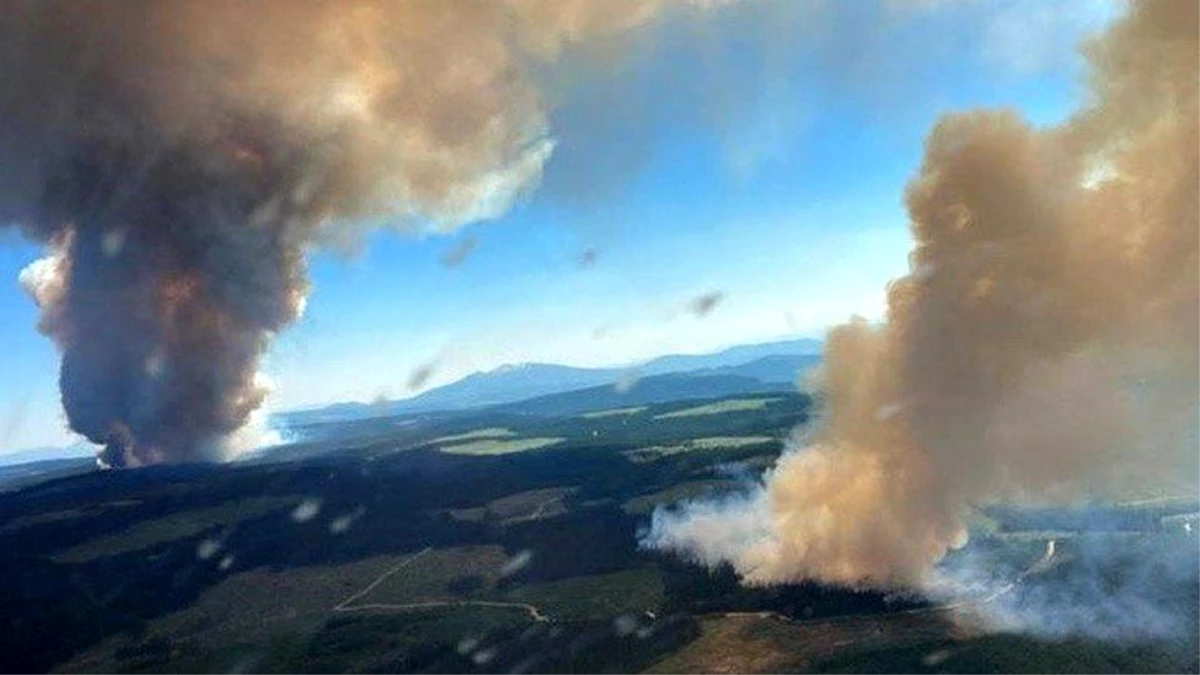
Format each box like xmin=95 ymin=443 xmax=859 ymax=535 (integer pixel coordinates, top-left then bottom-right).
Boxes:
xmin=646 ymin=0 xmax=1198 ymax=588
xmin=1 ymin=0 xmax=721 ymax=467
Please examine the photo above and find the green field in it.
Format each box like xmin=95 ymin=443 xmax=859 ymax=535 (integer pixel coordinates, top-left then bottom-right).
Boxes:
xmin=624 ymin=435 xmax=776 ymax=463
xmin=504 ymin=568 xmax=665 ymax=621
xmin=448 ymin=487 xmax=577 ymax=524
xmin=645 ymin=613 xmax=1200 ymax=675
xmin=438 ymin=437 xmax=564 ymax=455
xmin=582 ymin=406 xmax=648 ymax=419
xmin=655 ymin=397 xmax=782 ymax=419
xmin=352 ymin=546 xmax=511 ymax=604
xmin=622 ymin=480 xmax=743 ymax=515
xmin=432 ymin=427 xmax=515 ymax=443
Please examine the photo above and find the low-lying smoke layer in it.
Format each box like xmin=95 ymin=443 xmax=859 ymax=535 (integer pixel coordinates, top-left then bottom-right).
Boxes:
xmin=646 ymin=0 xmax=1198 ymax=588
xmin=1 ymin=0 xmax=721 ymax=467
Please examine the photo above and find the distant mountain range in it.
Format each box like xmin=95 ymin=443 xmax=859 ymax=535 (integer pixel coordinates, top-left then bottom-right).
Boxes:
xmin=283 ymin=337 xmax=823 ymax=426
xmin=0 ymin=338 xmax=824 ymax=464
xmin=491 ymin=371 xmax=796 ymax=417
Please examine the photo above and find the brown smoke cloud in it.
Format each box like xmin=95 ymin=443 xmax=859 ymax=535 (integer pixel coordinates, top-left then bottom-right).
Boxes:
xmin=646 ymin=0 xmax=1198 ymax=588
xmin=1 ymin=0 xmax=726 ymax=467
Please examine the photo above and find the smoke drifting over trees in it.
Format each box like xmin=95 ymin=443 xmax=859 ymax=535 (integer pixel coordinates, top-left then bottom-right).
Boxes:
xmin=645 ymin=0 xmax=1198 ymax=588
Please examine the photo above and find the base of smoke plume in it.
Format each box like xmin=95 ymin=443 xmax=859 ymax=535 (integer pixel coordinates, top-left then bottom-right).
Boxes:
xmin=222 ymin=406 xmax=288 ymax=457
xmin=640 ymin=478 xmax=1198 ymax=643
xmin=89 ymin=405 xmax=288 ymax=468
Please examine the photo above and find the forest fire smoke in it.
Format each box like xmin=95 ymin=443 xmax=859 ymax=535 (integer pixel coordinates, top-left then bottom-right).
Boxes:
xmin=645 ymin=0 xmax=1198 ymax=588
xmin=0 ymin=0 xmax=721 ymax=467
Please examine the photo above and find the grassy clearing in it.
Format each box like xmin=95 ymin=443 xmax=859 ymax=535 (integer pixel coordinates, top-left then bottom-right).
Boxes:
xmin=447 ymin=506 xmax=488 ymax=522
xmin=432 ymin=427 xmax=515 ymax=444
xmin=645 ymin=615 xmax=798 ymax=674
xmin=439 ymin=437 xmax=563 ymax=456
xmin=54 ymin=496 xmax=297 ymax=563
xmin=655 ymin=397 xmax=781 ymax=419
xmin=447 ymin=487 xmax=578 ymax=524
xmin=622 ymin=480 xmax=744 ymax=515
xmin=691 ymin=436 xmax=776 ymax=449
xmin=488 ymin=487 xmax=577 ymax=524
xmin=362 ymin=545 xmax=511 ymax=604
xmin=582 ymin=406 xmax=647 ymax=419
xmin=54 ymin=553 xmax=428 ymax=672
xmin=648 ymin=607 xmax=969 ymax=674
xmin=504 ymin=568 xmax=665 ymax=621
xmin=624 ymin=436 xmax=776 ymax=463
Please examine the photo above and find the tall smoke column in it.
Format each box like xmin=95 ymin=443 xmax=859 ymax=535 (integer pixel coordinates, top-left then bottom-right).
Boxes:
xmin=0 ymin=0 xmax=719 ymax=467
xmin=646 ymin=0 xmax=1198 ymax=588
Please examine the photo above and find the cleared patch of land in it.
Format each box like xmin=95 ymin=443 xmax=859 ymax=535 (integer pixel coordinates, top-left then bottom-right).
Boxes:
xmin=624 ymin=436 xmax=775 ymax=463
xmin=490 ymin=487 xmax=577 ymax=524
xmin=503 ymin=568 xmax=665 ymax=621
xmin=54 ymin=551 xmax=438 ymax=673
xmin=447 ymin=505 xmax=488 ymax=522
xmin=645 ymin=610 xmax=964 ymax=674
xmin=431 ymin=427 xmax=515 ymax=444
xmin=655 ymin=398 xmax=781 ymax=419
xmin=438 ymin=437 xmax=563 ymax=455
xmin=582 ymin=406 xmax=647 ymax=419
xmin=622 ymin=480 xmax=744 ymax=515
xmin=447 ymin=487 xmax=577 ymax=524
xmin=332 ymin=546 xmax=552 ymax=623
xmin=351 ymin=545 xmax=512 ymax=604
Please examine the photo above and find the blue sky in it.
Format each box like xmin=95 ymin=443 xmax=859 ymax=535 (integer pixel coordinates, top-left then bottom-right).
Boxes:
xmin=0 ymin=0 xmax=1118 ymax=452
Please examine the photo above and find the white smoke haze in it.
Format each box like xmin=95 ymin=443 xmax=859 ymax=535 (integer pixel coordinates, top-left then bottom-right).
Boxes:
xmin=645 ymin=0 xmax=1198 ymax=603
xmin=933 ymin=532 xmax=1200 ymax=642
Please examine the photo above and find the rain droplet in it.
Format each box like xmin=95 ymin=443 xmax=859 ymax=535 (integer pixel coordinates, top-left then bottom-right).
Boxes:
xmin=613 ymin=614 xmax=637 ymax=637
xmin=291 ymin=498 xmax=322 ymax=523
xmin=330 ymin=506 xmax=365 ymax=534
xmin=442 ymin=236 xmax=477 ymax=268
xmin=144 ymin=351 xmax=165 ymax=378
xmin=101 ymin=229 xmax=126 ymax=257
xmin=456 ymin=637 xmax=479 ymax=655
xmin=408 ymin=361 xmax=437 ymax=391
xmin=614 ymin=369 xmax=640 ymax=394
xmin=499 ymin=549 xmax=532 ymax=578
xmin=875 ymin=402 xmax=903 ymax=421
xmin=921 ymin=649 xmax=951 ymax=666
xmin=688 ymin=291 xmax=724 ymax=318
xmin=197 ymin=538 xmax=221 ymax=560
